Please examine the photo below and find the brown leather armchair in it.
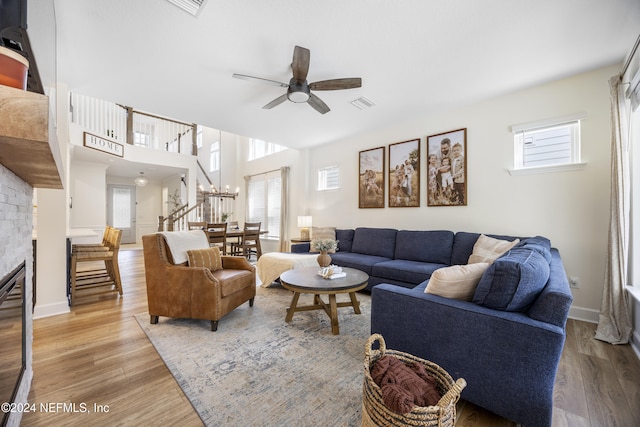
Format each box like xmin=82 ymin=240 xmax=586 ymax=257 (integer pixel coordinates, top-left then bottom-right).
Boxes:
xmin=142 ymin=233 xmax=256 ymax=331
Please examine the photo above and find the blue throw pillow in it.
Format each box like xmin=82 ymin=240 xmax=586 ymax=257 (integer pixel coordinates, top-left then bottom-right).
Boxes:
xmin=472 ymin=248 xmax=550 ymax=312
xmin=516 ymin=236 xmax=552 ymax=263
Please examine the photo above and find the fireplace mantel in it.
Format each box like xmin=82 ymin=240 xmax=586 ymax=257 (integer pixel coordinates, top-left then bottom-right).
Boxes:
xmin=0 ymin=85 xmax=62 ymax=188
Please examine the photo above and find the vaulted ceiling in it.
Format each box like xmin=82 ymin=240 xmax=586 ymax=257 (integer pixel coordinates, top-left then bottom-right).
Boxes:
xmin=33 ymin=0 xmax=640 ymax=150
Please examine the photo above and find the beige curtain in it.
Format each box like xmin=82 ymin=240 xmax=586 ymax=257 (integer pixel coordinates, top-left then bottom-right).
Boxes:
xmin=279 ymin=166 xmax=290 ymax=252
xmin=594 ymin=76 xmax=632 ymax=344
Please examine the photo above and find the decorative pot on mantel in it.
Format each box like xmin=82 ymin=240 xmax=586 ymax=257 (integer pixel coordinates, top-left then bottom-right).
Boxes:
xmin=317 ymin=251 xmax=331 ymax=268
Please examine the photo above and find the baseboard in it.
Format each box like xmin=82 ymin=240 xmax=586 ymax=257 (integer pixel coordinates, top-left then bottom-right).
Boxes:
xmin=33 ymin=300 xmax=70 ymax=319
xmin=568 ymin=305 xmax=599 ymax=323
xmin=631 ymin=329 xmax=640 ymax=361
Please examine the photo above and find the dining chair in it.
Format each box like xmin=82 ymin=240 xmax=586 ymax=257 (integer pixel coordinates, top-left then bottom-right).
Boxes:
xmin=231 ymin=222 xmax=262 ymax=261
xmin=188 ymin=221 xmax=206 ymax=230
xmin=207 ymin=223 xmax=227 ymax=254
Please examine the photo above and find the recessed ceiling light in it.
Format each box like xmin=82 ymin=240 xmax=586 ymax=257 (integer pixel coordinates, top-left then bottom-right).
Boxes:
xmin=350 ymin=96 xmax=376 ymax=110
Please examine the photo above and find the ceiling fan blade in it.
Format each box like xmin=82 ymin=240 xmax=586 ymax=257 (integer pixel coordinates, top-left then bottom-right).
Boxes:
xmin=262 ymin=94 xmax=288 ymax=109
xmin=309 ymin=78 xmax=362 ymax=91
xmin=232 ymin=73 xmax=289 ymax=88
xmin=307 ymin=93 xmax=330 ymax=114
xmin=291 ymin=46 xmax=310 ymax=82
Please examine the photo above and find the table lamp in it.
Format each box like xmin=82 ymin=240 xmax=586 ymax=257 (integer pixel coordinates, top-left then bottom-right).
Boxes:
xmin=298 ymin=216 xmax=312 ymax=240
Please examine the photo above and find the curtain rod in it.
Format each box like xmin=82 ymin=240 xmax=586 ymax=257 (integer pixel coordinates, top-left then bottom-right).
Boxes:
xmin=621 ymin=32 xmax=640 ymax=78
xmin=245 ymin=167 xmax=284 ymax=179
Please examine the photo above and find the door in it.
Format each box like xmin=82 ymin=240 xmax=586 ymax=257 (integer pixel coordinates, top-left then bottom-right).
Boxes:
xmin=107 ymin=184 xmax=136 ymax=244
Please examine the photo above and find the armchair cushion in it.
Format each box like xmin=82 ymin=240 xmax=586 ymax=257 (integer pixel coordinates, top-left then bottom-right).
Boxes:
xmin=187 ymin=247 xmax=223 ymax=272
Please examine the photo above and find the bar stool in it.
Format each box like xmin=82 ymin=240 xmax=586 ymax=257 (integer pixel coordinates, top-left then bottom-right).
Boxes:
xmin=70 ymin=227 xmax=123 ymax=305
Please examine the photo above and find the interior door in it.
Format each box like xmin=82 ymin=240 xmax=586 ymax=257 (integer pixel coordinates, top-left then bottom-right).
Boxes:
xmin=107 ymin=184 xmax=136 ymax=244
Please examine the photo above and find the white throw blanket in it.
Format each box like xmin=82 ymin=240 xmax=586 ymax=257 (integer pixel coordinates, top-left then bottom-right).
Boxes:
xmin=256 ymin=252 xmax=319 ymax=287
xmin=160 ymin=230 xmax=210 ymax=264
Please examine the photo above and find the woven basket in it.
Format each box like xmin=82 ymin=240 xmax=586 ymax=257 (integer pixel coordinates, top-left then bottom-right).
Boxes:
xmin=362 ymin=334 xmax=466 ymax=427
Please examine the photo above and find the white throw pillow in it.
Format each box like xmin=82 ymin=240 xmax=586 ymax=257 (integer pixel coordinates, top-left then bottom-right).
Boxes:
xmin=425 ymin=263 xmax=490 ymax=301
xmin=468 ymin=234 xmax=519 ymax=264
xmin=309 ymin=226 xmax=336 ymax=253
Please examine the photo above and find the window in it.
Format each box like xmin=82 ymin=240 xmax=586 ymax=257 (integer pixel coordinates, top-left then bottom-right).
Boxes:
xmin=246 ymin=170 xmax=281 ymax=238
xmin=196 ymin=125 xmax=203 ymax=149
xmin=210 ymin=140 xmax=220 ymax=172
xmin=133 ymin=131 xmax=150 ymax=147
xmin=248 ymin=139 xmax=287 ymax=160
xmin=317 ymin=165 xmax=340 ymax=191
xmin=510 ymin=113 xmax=586 ymax=174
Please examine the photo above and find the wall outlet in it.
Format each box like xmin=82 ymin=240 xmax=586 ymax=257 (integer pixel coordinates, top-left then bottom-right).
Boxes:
xmin=569 ymin=276 xmax=580 ymax=289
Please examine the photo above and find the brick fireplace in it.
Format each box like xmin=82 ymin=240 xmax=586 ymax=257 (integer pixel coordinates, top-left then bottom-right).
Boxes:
xmin=0 ymin=163 xmax=34 ymax=427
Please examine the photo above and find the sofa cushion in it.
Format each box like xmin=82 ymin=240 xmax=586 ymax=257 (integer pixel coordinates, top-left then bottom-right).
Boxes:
xmin=394 ymin=230 xmax=454 ymax=264
xmin=468 ymin=234 xmax=520 ymax=264
xmin=372 ymin=260 xmax=447 ymax=285
xmin=516 ymin=236 xmax=552 ymax=263
xmin=350 ymin=227 xmax=397 ymax=258
xmin=473 ymin=248 xmax=550 ymax=312
xmin=330 ymin=252 xmax=392 ymax=276
xmin=335 ymin=229 xmax=355 ymax=252
xmin=425 ymin=263 xmax=490 ymax=301
xmin=310 ymin=226 xmax=336 ymax=252
xmin=451 ymin=232 xmax=521 ymax=265
xmin=186 ymin=247 xmax=223 ymax=272
xmin=451 ymin=232 xmax=481 ymax=265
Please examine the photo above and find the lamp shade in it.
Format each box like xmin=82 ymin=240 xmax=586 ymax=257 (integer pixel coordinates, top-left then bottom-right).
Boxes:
xmin=297 ymin=216 xmax=312 ymax=227
xmin=134 ymin=172 xmax=149 ymax=187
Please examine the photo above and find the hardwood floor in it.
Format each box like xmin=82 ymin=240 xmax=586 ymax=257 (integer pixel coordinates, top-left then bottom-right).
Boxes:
xmin=22 ymin=248 xmax=640 ymax=426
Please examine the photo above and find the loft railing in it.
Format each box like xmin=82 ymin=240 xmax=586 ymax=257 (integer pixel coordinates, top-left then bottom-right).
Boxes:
xmin=70 ymin=92 xmax=198 ymax=155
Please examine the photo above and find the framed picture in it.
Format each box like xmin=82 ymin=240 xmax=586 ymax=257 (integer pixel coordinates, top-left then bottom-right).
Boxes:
xmin=388 ymin=138 xmax=420 ymax=207
xmin=358 ymin=147 xmax=385 ymax=208
xmin=427 ymin=128 xmax=467 ymax=206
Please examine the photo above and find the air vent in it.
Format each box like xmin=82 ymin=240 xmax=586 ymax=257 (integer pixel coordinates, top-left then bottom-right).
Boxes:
xmin=350 ymin=96 xmax=376 ymax=110
xmin=166 ymin=0 xmax=208 ymax=16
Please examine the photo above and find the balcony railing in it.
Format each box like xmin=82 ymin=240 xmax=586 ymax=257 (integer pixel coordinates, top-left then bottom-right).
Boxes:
xmin=70 ymin=92 xmax=197 ymax=155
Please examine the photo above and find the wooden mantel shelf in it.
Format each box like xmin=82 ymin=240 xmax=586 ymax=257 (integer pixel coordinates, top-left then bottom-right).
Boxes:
xmin=0 ymin=85 xmax=62 ymax=188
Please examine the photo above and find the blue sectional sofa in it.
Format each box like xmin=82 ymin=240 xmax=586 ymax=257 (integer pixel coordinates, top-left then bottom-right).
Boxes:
xmin=292 ymin=227 xmax=573 ymax=427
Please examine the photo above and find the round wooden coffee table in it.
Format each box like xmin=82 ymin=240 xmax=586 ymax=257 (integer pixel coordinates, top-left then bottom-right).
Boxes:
xmin=279 ymin=266 xmax=369 ymax=335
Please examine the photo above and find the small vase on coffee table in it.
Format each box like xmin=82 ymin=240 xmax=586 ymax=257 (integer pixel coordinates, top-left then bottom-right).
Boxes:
xmin=317 ymin=251 xmax=331 ymax=268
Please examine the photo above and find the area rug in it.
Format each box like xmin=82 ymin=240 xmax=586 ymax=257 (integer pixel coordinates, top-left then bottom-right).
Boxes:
xmin=135 ymin=285 xmax=372 ymax=427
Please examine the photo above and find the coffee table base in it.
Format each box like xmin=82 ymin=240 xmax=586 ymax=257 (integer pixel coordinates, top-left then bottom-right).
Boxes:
xmin=285 ymin=291 xmax=362 ymax=335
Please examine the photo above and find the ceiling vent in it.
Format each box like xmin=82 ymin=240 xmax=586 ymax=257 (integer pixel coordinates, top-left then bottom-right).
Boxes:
xmin=166 ymin=0 xmax=208 ymax=16
xmin=350 ymin=96 xmax=376 ymax=110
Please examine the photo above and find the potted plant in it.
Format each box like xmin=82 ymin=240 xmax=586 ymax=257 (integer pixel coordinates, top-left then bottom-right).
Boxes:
xmin=312 ymin=239 xmax=338 ymax=267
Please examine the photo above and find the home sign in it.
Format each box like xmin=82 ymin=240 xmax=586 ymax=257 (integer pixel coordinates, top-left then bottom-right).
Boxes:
xmin=83 ymin=132 xmax=124 ymax=157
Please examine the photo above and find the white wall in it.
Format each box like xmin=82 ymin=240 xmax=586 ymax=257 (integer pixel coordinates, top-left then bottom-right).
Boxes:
xmin=301 ymin=64 xmax=618 ymax=321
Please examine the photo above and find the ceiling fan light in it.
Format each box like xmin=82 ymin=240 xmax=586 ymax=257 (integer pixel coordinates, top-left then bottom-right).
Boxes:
xmin=135 ymin=172 xmax=149 ymax=187
xmin=288 ymin=90 xmax=310 ymax=103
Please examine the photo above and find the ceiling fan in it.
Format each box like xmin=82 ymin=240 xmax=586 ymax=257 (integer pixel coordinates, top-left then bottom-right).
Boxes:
xmin=232 ymin=45 xmax=362 ymax=114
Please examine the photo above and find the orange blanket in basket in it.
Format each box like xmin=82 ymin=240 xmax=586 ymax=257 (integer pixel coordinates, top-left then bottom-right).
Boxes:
xmin=371 ymin=355 xmax=441 ymax=414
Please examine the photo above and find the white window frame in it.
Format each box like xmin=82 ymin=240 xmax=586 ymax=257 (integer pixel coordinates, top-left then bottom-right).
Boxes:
xmin=210 ymin=140 xmax=220 ymax=173
xmin=317 ymin=164 xmax=340 ymax=191
xmin=509 ymin=113 xmax=587 ymax=175
xmin=246 ymin=170 xmax=281 ymax=239
xmin=196 ymin=125 xmax=203 ymax=149
xmin=248 ymin=139 xmax=287 ymax=161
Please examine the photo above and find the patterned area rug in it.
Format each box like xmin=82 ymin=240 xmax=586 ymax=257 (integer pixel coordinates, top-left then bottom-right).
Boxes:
xmin=135 ymin=285 xmax=372 ymax=427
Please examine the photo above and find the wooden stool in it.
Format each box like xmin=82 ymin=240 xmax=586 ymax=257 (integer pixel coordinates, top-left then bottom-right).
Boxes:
xmin=70 ymin=228 xmax=123 ymax=305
